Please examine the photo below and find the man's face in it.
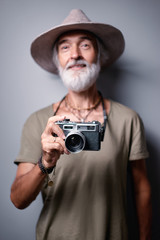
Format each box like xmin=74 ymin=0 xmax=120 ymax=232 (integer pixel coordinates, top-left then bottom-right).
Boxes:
xmin=55 ymin=31 xmax=100 ymax=93
xmin=57 ymin=31 xmax=98 ymax=69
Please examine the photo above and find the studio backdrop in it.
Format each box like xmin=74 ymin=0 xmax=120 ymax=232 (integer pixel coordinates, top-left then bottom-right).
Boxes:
xmin=0 ymin=0 xmax=160 ymax=239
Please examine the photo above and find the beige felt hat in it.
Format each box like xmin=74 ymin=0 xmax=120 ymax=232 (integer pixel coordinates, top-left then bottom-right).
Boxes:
xmin=31 ymin=9 xmax=125 ymax=74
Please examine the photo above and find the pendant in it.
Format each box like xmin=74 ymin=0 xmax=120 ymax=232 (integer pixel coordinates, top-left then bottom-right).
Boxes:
xmin=48 ymin=180 xmax=53 ymax=186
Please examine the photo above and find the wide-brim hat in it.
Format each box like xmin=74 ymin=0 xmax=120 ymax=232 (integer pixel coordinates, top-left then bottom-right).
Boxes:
xmin=31 ymin=9 xmax=125 ymax=74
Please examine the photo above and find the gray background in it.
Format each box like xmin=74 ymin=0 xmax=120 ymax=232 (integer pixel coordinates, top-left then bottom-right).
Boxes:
xmin=1 ymin=0 xmax=160 ymax=239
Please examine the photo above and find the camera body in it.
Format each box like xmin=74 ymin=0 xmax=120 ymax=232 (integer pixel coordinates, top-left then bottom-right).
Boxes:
xmin=56 ymin=119 xmax=102 ymax=153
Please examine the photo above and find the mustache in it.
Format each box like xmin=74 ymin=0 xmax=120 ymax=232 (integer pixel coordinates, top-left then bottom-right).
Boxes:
xmin=65 ymin=60 xmax=89 ymax=70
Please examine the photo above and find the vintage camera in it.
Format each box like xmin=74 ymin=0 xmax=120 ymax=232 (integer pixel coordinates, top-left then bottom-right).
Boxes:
xmin=56 ymin=119 xmax=102 ymax=153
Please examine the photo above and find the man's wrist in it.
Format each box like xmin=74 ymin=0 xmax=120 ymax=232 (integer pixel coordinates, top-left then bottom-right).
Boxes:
xmin=38 ymin=157 xmax=54 ymax=174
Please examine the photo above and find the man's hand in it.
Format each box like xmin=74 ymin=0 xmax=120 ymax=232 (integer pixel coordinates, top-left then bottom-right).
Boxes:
xmin=41 ymin=115 xmax=70 ymax=168
xmin=10 ymin=115 xmax=70 ymax=209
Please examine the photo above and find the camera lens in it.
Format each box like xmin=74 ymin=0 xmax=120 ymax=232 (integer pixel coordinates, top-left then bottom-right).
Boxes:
xmin=65 ymin=132 xmax=85 ymax=153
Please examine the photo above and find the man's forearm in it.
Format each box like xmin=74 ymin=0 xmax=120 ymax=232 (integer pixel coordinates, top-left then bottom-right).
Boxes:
xmin=10 ymin=164 xmax=46 ymax=209
xmin=130 ymin=159 xmax=152 ymax=240
xmin=135 ymin=190 xmax=152 ymax=240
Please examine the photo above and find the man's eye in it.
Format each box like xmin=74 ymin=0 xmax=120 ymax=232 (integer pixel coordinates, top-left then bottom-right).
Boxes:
xmin=81 ymin=43 xmax=90 ymax=49
xmin=60 ymin=45 xmax=69 ymax=51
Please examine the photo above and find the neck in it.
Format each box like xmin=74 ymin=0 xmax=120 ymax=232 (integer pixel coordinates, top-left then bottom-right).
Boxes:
xmin=67 ymin=84 xmax=99 ymax=110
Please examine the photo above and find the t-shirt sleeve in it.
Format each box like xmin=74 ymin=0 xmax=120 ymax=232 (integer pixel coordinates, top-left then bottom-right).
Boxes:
xmin=129 ymin=114 xmax=149 ymax=161
xmin=15 ymin=112 xmax=44 ymax=165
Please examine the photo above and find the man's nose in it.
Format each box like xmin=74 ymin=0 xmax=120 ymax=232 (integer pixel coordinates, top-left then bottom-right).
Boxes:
xmin=70 ymin=45 xmax=81 ymax=60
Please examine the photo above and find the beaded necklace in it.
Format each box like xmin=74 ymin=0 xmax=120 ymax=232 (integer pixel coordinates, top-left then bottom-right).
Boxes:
xmin=65 ymin=94 xmax=101 ymax=122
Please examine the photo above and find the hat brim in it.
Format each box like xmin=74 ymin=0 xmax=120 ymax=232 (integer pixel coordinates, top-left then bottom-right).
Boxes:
xmin=31 ymin=22 xmax=125 ymax=74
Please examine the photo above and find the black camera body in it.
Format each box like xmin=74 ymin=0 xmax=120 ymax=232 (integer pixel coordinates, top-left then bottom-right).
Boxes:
xmin=56 ymin=119 xmax=102 ymax=153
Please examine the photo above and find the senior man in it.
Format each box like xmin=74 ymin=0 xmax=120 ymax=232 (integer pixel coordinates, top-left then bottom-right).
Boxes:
xmin=10 ymin=9 xmax=152 ymax=240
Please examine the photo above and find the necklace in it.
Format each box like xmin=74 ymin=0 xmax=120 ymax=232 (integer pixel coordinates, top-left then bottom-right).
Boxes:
xmin=65 ymin=94 xmax=101 ymax=111
xmin=65 ymin=94 xmax=102 ymax=122
xmin=65 ymin=101 xmax=94 ymax=122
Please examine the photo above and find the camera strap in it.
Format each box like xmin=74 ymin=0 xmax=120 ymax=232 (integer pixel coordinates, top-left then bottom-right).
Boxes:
xmin=53 ymin=91 xmax=107 ymax=141
xmin=98 ymin=91 xmax=107 ymax=141
xmin=53 ymin=96 xmax=66 ymax=116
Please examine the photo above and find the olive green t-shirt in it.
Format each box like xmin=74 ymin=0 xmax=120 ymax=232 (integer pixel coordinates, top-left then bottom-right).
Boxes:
xmin=15 ymin=100 xmax=149 ymax=240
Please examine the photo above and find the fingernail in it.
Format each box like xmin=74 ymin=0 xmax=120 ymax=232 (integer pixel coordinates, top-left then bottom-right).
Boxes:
xmin=66 ymin=150 xmax=70 ymax=155
xmin=60 ymin=115 xmax=66 ymax=119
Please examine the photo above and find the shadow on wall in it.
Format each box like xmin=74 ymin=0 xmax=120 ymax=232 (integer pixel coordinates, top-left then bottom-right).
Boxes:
xmin=97 ymin=62 xmax=128 ymax=100
xmin=97 ymin=60 xmax=143 ymax=102
xmin=97 ymin=63 xmax=160 ymax=240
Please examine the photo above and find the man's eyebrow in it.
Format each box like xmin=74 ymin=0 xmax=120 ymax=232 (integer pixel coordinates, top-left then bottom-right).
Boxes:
xmin=58 ymin=39 xmax=68 ymax=46
xmin=79 ymin=36 xmax=93 ymax=41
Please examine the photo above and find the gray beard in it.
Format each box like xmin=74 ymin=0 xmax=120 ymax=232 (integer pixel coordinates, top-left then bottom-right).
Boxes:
xmin=58 ymin=59 xmax=100 ymax=93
